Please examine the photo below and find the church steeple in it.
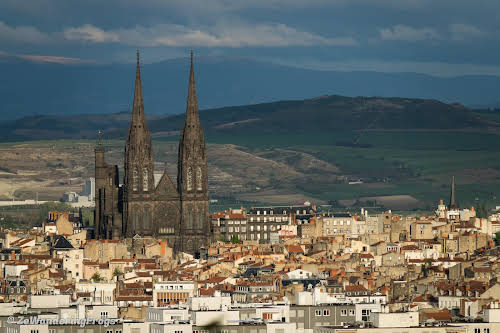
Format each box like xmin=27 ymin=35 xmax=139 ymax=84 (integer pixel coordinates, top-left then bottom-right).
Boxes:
xmin=132 ymin=50 xmax=146 ymax=125
xmin=186 ymin=51 xmax=199 ymax=125
xmin=177 ymin=51 xmax=210 ymax=254
xmin=449 ymin=176 xmax=458 ymax=209
xmin=178 ymin=51 xmax=207 ymax=197
xmin=124 ymin=50 xmax=154 ymax=195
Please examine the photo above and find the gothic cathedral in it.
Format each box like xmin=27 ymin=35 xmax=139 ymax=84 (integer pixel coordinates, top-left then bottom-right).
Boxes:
xmin=94 ymin=52 xmax=210 ymax=255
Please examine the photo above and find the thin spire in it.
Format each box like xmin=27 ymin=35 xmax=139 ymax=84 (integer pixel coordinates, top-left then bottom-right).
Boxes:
xmin=449 ymin=176 xmax=457 ymax=209
xmin=132 ymin=50 xmax=145 ymax=123
xmin=186 ymin=50 xmax=199 ymax=123
xmin=95 ymin=129 xmax=104 ymax=152
xmin=97 ymin=129 xmax=103 ymax=146
xmin=136 ymin=50 xmax=140 ymax=77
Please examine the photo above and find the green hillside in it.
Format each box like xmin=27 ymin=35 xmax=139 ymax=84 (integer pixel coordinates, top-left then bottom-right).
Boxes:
xmin=0 ymin=95 xmax=499 ymax=212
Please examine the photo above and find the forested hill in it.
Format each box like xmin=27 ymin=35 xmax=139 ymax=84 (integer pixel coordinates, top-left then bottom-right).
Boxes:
xmin=0 ymin=95 xmax=497 ymax=142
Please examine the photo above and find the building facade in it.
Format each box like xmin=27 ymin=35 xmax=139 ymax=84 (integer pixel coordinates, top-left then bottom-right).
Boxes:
xmin=95 ymin=52 xmax=210 ymax=255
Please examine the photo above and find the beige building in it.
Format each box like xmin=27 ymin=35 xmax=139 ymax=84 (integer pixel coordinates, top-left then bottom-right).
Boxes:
xmin=410 ymin=221 xmax=433 ymax=240
xmin=322 ymin=213 xmax=355 ymax=237
xmin=84 ymin=239 xmax=129 ymax=263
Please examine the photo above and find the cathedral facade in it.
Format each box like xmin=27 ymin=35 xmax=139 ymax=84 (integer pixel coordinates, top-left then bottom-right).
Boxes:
xmin=94 ymin=52 xmax=210 ymax=255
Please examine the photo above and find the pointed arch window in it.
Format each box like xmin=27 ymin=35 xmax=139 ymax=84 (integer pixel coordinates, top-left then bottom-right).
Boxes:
xmin=143 ymin=168 xmax=149 ymax=191
xmin=196 ymin=167 xmax=202 ymax=191
xmin=187 ymin=167 xmax=193 ymax=191
xmin=132 ymin=168 xmax=139 ymax=191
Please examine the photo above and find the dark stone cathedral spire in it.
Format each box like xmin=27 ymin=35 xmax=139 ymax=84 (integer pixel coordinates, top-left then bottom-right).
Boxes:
xmin=123 ymin=51 xmax=155 ymax=236
xmin=94 ymin=51 xmax=211 ymax=254
xmin=449 ymin=176 xmax=458 ymax=209
xmin=177 ymin=51 xmax=210 ymax=254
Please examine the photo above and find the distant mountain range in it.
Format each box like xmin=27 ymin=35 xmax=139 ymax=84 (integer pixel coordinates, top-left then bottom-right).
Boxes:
xmin=0 ymin=95 xmax=496 ymax=142
xmin=2 ymin=55 xmax=500 ymax=121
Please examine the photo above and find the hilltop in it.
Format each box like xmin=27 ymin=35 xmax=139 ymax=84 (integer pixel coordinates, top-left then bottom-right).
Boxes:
xmin=0 ymin=95 xmax=494 ymax=141
xmin=2 ymin=55 xmax=500 ymax=121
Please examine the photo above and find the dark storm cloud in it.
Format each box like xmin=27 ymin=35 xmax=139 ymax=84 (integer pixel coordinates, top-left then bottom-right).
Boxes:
xmin=1 ymin=0 xmax=499 ymax=76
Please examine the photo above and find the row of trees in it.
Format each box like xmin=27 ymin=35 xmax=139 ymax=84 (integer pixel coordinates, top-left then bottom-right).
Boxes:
xmin=90 ymin=268 xmax=123 ymax=282
xmin=219 ymin=234 xmax=242 ymax=244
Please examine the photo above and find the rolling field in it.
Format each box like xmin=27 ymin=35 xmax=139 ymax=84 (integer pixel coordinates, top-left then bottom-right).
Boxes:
xmin=1 ymin=126 xmax=498 ymax=213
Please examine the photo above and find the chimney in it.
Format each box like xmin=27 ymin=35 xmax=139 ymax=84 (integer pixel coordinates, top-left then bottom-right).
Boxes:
xmin=10 ymin=251 xmax=15 ymax=260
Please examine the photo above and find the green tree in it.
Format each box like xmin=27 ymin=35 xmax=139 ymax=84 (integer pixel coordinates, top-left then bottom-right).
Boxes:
xmin=476 ymin=203 xmax=489 ymax=218
xmin=113 ymin=268 xmax=123 ymax=278
xmin=219 ymin=235 xmax=227 ymax=243
xmin=495 ymin=231 xmax=500 ymax=246
xmin=231 ymin=234 xmax=241 ymax=244
xmin=91 ymin=272 xmax=104 ymax=282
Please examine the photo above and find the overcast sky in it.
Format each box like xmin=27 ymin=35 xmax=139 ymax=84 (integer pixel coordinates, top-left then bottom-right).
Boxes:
xmin=1 ymin=0 xmax=500 ymax=77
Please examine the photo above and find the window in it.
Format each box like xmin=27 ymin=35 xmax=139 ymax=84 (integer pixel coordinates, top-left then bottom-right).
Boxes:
xmin=187 ymin=167 xmax=193 ymax=191
xmin=323 ymin=309 xmax=330 ymax=316
xmin=484 ymin=329 xmax=490 ymax=333
xmin=349 ymin=309 xmax=355 ymax=316
xmin=340 ymin=309 xmax=348 ymax=316
xmin=143 ymin=168 xmax=149 ymax=191
xmin=196 ymin=167 xmax=202 ymax=191
xmin=474 ymin=329 xmax=481 ymax=333
xmin=263 ymin=313 xmax=273 ymax=320
xmin=132 ymin=168 xmax=138 ymax=191
xmin=315 ymin=309 xmax=322 ymax=316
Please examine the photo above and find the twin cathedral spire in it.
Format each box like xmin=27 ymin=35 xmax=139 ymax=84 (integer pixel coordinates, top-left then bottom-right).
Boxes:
xmin=95 ymin=50 xmax=210 ymax=254
xmin=124 ymin=51 xmax=154 ymax=194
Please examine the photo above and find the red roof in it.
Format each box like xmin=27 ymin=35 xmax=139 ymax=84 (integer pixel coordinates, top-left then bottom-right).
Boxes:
xmin=345 ymin=285 xmax=367 ymax=292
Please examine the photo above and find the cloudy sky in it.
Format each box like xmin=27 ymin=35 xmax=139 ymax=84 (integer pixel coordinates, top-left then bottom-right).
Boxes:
xmin=1 ymin=0 xmax=500 ymax=76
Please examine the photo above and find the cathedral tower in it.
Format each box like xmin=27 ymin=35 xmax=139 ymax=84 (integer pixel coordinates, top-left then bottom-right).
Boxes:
xmin=94 ymin=133 xmax=121 ymax=239
xmin=123 ymin=51 xmax=155 ymax=236
xmin=177 ymin=52 xmax=210 ymax=254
